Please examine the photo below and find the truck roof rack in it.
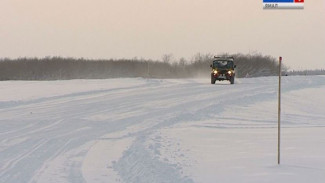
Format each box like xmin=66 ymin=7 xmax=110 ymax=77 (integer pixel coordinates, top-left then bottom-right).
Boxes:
xmin=214 ymin=56 xmax=234 ymax=60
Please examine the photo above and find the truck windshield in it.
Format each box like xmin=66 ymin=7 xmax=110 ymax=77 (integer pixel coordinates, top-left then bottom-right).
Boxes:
xmin=213 ymin=60 xmax=233 ymax=69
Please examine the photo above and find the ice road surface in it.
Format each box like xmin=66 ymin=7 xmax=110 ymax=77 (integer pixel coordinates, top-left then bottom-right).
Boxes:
xmin=1 ymin=76 xmax=325 ymax=183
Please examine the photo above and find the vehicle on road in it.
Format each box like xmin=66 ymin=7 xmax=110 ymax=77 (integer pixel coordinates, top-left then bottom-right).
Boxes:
xmin=210 ymin=56 xmax=236 ymax=84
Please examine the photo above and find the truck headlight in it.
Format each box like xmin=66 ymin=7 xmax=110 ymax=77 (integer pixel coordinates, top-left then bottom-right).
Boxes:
xmin=228 ymin=71 xmax=232 ymax=74
xmin=213 ymin=70 xmax=218 ymax=74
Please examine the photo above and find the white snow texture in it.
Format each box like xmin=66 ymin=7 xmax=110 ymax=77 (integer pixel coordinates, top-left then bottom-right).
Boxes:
xmin=1 ymin=76 xmax=325 ymax=183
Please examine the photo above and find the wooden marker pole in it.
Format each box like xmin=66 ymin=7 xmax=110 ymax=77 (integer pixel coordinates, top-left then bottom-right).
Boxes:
xmin=278 ymin=56 xmax=282 ymax=165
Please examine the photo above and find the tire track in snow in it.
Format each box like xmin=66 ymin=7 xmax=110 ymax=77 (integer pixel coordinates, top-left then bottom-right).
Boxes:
xmin=111 ymin=81 xmax=269 ymax=182
xmin=0 ymin=79 xmax=174 ymax=182
xmin=0 ymin=139 xmax=48 ymax=182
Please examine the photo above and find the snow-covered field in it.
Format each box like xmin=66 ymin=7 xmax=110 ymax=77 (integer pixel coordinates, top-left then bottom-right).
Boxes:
xmin=1 ymin=76 xmax=325 ymax=183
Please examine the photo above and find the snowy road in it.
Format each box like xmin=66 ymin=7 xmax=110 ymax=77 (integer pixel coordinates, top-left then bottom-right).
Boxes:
xmin=1 ymin=76 xmax=325 ymax=183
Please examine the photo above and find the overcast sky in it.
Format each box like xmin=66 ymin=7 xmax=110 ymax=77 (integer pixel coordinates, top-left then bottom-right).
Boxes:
xmin=1 ymin=0 xmax=324 ymax=70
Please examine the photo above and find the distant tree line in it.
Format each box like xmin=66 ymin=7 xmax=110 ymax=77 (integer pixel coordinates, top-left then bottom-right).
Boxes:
xmin=286 ymin=69 xmax=325 ymax=76
xmin=0 ymin=53 xmax=284 ymax=80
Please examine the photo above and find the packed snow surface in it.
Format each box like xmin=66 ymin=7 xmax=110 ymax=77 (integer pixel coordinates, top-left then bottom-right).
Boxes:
xmin=1 ymin=76 xmax=325 ymax=183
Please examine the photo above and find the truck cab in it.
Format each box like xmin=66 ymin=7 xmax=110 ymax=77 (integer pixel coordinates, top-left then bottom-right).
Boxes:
xmin=210 ymin=57 xmax=236 ymax=84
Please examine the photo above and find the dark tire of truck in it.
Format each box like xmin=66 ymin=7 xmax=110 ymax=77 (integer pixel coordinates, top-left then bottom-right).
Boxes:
xmin=211 ymin=74 xmax=216 ymax=84
xmin=230 ymin=76 xmax=235 ymax=84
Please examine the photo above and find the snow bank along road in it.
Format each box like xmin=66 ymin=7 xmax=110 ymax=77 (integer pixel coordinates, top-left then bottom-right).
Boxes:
xmin=1 ymin=76 xmax=325 ymax=183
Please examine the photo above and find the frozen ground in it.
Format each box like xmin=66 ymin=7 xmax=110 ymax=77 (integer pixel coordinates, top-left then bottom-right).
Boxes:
xmin=0 ymin=76 xmax=325 ymax=183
